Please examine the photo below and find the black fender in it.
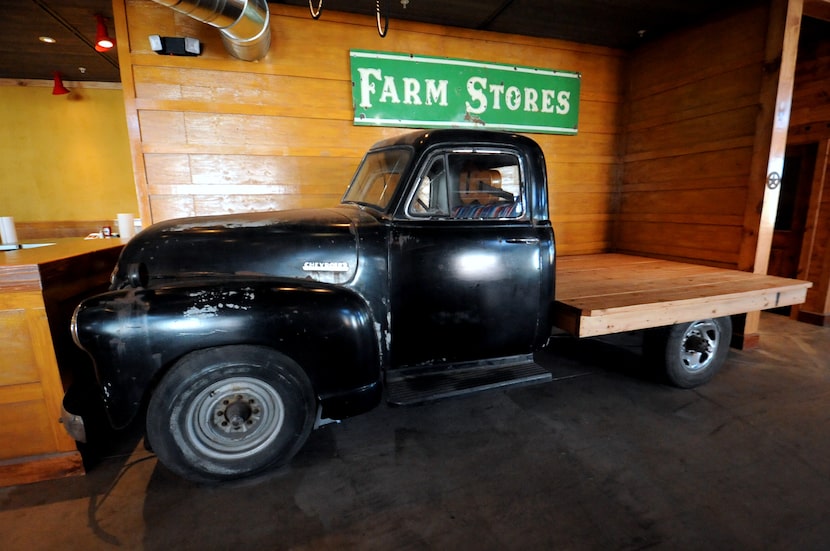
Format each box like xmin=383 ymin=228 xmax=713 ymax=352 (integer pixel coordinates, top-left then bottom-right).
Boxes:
xmin=72 ymin=278 xmax=382 ymax=429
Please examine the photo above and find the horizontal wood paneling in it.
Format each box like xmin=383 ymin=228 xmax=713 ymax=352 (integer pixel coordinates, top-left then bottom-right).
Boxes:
xmin=623 ymin=146 xmax=755 ymax=185
xmin=615 ymin=222 xmax=745 ymax=265
xmin=624 ymin=65 xmax=763 ymax=131
xmin=625 ymin=106 xmax=761 ymax=157
xmin=117 ymin=0 xmax=626 ymax=255
xmin=789 ymin=36 xmax=830 ymax=136
xmin=624 ymin=8 xmax=767 ymax=99
xmin=618 ymin=187 xmax=748 ymax=219
xmin=788 ymin=46 xmax=830 ymax=129
xmin=615 ymin=5 xmax=771 ymax=267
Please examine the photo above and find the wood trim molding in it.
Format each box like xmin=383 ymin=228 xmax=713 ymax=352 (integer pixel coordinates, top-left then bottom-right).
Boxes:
xmin=0 ymin=78 xmax=122 ymax=90
xmin=0 ymin=452 xmax=84 ymax=488
xmin=15 ymin=220 xmax=116 ymax=240
xmin=796 ymin=309 xmax=830 ymax=325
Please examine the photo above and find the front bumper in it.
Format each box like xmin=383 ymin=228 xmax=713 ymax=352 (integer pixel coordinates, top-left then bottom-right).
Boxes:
xmin=60 ymin=404 xmax=87 ymax=443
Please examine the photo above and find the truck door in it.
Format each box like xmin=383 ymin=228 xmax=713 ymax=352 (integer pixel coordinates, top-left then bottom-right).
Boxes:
xmin=388 ymin=149 xmax=549 ymax=368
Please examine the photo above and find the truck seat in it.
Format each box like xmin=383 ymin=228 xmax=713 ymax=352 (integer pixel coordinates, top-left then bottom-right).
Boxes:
xmin=453 ymin=167 xmax=521 ymax=218
xmin=452 ymin=201 xmax=522 ymax=219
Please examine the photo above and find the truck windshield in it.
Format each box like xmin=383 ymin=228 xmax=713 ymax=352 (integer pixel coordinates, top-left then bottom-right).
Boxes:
xmin=342 ymin=147 xmax=412 ymax=211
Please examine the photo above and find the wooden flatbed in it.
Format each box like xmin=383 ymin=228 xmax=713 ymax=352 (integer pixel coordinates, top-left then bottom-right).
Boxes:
xmin=553 ymin=254 xmax=812 ymax=338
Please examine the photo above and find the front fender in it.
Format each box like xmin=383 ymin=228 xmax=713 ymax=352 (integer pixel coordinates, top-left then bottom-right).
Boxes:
xmin=73 ymin=278 xmax=381 ymax=429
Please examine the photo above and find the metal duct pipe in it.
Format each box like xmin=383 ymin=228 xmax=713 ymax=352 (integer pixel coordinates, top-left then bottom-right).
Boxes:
xmin=151 ymin=0 xmax=271 ymax=61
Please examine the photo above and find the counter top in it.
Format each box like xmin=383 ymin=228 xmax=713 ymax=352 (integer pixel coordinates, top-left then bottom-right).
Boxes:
xmin=0 ymin=237 xmax=126 ymax=486
xmin=0 ymin=237 xmax=126 ymax=267
xmin=0 ymin=238 xmax=125 ymax=293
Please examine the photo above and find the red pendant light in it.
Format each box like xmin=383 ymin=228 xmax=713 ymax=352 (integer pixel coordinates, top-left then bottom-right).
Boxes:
xmin=95 ymin=15 xmax=115 ymax=52
xmin=52 ymin=71 xmax=70 ymax=95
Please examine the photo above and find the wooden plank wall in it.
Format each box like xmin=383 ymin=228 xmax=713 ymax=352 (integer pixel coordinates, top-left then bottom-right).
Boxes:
xmin=615 ymin=4 xmax=772 ymax=268
xmin=114 ymin=1 xmax=625 ymax=256
xmin=788 ymin=25 xmax=830 ymax=324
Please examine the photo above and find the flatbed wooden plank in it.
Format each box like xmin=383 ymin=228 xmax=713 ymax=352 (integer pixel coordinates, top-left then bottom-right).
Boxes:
xmin=560 ymin=266 xmax=762 ymax=299
xmin=554 ymin=254 xmax=812 ymax=337
xmin=563 ymin=272 xmax=805 ymax=311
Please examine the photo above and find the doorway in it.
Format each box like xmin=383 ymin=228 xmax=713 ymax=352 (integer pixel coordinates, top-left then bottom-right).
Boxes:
xmin=770 ymin=143 xmax=817 ymax=279
xmin=767 ymin=143 xmax=818 ymax=313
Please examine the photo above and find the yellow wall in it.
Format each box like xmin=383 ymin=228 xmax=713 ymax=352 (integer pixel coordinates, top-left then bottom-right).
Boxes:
xmin=0 ymin=83 xmax=137 ymax=222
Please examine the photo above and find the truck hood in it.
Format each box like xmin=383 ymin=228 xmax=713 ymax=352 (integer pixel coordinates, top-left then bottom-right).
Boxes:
xmin=112 ymin=206 xmax=379 ymax=288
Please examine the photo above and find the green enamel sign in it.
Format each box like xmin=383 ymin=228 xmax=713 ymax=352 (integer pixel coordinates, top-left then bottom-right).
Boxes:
xmin=350 ymin=50 xmax=580 ymax=135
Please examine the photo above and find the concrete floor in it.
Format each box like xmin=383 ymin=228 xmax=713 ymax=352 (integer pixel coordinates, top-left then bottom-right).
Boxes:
xmin=2 ymin=313 xmax=829 ymax=550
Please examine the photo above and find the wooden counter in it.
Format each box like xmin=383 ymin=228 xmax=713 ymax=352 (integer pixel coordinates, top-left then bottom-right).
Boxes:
xmin=0 ymin=238 xmax=124 ymax=487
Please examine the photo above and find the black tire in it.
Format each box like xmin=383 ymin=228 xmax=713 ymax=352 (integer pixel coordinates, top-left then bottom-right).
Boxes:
xmin=646 ymin=317 xmax=732 ymax=389
xmin=146 ymin=345 xmax=316 ymax=482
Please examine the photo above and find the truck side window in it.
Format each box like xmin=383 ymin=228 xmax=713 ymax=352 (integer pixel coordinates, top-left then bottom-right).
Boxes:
xmin=450 ymin=153 xmax=524 ymax=219
xmin=408 ymin=157 xmax=451 ymax=217
xmin=407 ymin=151 xmax=525 ymax=220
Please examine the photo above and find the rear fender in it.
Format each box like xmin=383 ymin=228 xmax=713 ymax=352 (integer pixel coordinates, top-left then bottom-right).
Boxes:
xmin=73 ymin=279 xmax=381 ymax=428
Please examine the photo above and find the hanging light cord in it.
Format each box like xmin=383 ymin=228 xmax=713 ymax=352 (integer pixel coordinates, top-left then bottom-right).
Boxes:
xmin=309 ymin=0 xmax=323 ymax=19
xmin=308 ymin=0 xmax=389 ymax=37
xmin=376 ymin=0 xmax=389 ymax=37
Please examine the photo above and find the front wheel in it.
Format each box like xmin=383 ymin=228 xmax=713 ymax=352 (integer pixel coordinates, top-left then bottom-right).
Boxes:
xmin=646 ymin=317 xmax=732 ymax=388
xmin=146 ymin=345 xmax=316 ymax=482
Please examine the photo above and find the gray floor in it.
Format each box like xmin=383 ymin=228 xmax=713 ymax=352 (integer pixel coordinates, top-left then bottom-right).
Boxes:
xmin=2 ymin=313 xmax=829 ymax=550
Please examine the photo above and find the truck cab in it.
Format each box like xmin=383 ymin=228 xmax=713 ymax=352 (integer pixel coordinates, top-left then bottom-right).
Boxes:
xmin=348 ymin=130 xmax=555 ymax=369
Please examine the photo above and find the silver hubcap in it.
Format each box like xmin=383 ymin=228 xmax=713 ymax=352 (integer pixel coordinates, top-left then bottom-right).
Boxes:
xmin=679 ymin=320 xmax=720 ymax=372
xmin=185 ymin=377 xmax=285 ymax=460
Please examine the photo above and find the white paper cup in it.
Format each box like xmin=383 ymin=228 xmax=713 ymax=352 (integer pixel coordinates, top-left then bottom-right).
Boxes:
xmin=0 ymin=216 xmax=18 ymax=244
xmin=117 ymin=213 xmax=135 ymax=239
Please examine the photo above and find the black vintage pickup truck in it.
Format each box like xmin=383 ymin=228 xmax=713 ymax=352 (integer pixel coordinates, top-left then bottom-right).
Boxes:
xmin=65 ymin=129 xmax=731 ymax=482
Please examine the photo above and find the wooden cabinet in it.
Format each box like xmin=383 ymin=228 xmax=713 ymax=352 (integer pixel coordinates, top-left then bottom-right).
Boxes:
xmin=0 ymin=239 xmax=123 ymax=487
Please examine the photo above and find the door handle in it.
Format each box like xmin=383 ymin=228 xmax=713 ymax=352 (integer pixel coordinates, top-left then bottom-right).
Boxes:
xmin=505 ymin=237 xmax=539 ymax=244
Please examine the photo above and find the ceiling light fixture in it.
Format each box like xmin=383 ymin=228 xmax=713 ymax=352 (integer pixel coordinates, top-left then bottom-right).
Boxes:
xmin=52 ymin=72 xmax=70 ymax=95
xmin=39 ymin=36 xmax=57 ymax=44
xmin=95 ymin=14 xmax=115 ymax=52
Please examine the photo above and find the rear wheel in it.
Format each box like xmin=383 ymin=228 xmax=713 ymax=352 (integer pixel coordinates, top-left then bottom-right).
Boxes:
xmin=147 ymin=345 xmax=316 ymax=482
xmin=646 ymin=317 xmax=732 ymax=388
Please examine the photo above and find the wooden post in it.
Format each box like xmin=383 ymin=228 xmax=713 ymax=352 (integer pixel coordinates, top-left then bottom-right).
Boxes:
xmin=735 ymin=0 xmax=803 ymax=348
xmin=113 ymin=0 xmax=153 ymax=227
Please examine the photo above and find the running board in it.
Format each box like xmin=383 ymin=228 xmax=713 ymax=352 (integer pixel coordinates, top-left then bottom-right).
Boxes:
xmin=386 ymin=355 xmax=552 ymax=406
